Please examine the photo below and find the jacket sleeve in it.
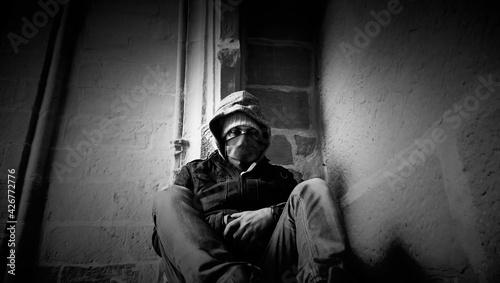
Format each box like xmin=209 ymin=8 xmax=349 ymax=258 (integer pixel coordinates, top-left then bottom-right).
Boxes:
xmin=173 ymin=164 xmax=194 ymax=189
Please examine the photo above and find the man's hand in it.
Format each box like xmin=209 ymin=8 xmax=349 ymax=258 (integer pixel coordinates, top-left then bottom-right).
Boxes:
xmin=223 ymin=208 xmax=274 ymax=250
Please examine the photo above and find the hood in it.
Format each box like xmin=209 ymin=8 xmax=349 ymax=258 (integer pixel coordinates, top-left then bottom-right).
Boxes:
xmin=209 ymin=90 xmax=271 ymax=160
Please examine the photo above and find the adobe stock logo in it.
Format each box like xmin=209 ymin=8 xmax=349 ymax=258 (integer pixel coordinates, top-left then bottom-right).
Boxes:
xmin=340 ymin=73 xmax=499 ymax=207
xmin=7 ymin=0 xmax=70 ymax=54
xmin=51 ymin=64 xmax=168 ymax=182
xmin=382 ymin=74 xmax=499 ymax=190
xmin=339 ymin=0 xmax=411 ymax=63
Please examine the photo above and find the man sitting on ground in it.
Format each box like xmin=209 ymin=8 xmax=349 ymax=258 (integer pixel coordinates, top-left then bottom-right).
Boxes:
xmin=152 ymin=91 xmax=352 ymax=282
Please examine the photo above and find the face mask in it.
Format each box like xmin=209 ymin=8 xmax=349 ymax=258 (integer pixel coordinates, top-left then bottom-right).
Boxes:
xmin=225 ymin=135 xmax=266 ymax=169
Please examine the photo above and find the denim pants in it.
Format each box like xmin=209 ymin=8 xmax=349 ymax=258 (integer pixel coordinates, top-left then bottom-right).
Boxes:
xmin=152 ymin=178 xmax=347 ymax=283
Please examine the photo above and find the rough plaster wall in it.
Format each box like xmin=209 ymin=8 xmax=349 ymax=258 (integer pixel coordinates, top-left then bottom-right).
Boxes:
xmin=34 ymin=0 xmax=178 ymax=282
xmin=319 ymin=0 xmax=499 ymax=282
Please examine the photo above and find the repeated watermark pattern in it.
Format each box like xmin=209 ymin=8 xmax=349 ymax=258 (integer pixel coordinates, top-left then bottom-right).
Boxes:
xmin=6 ymin=0 xmax=244 ymax=53
xmin=341 ymin=73 xmax=500 ymax=206
xmin=339 ymin=0 xmax=412 ymax=63
xmin=7 ymin=0 xmax=70 ymax=54
xmin=51 ymin=65 xmax=169 ymax=182
xmin=48 ymin=0 xmax=243 ymax=182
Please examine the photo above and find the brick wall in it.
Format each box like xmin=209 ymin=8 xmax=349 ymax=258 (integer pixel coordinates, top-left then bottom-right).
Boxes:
xmin=34 ymin=0 xmax=178 ymax=282
xmin=241 ymin=0 xmax=325 ymax=180
xmin=319 ymin=0 xmax=500 ymax=282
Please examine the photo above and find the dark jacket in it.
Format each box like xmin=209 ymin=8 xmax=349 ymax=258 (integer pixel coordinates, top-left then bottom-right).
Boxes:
xmin=152 ymin=151 xmax=297 ymax=256
xmin=178 ymin=151 xmax=297 ymax=232
xmin=152 ymin=91 xmax=298 ymax=257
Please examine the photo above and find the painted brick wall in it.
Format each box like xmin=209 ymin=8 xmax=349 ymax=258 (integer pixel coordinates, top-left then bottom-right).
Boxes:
xmin=319 ymin=0 xmax=499 ymax=282
xmin=35 ymin=0 xmax=178 ymax=282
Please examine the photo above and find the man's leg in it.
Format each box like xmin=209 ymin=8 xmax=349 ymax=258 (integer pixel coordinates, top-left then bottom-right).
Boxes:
xmin=152 ymin=185 xmax=261 ymax=283
xmin=260 ymin=178 xmax=348 ymax=283
xmin=157 ymin=249 xmax=185 ymax=283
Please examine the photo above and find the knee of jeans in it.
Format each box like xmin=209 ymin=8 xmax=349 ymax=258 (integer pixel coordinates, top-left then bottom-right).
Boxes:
xmin=292 ymin=178 xmax=329 ymax=197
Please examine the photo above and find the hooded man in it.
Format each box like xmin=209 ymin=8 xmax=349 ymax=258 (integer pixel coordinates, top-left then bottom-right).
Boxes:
xmin=152 ymin=91 xmax=351 ymax=282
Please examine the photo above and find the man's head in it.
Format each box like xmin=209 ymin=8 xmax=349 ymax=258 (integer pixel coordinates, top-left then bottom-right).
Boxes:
xmin=209 ymin=91 xmax=271 ymax=170
xmin=222 ymin=112 xmax=267 ymax=170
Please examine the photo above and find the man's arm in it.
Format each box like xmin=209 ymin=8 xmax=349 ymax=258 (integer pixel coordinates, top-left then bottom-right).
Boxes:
xmin=173 ymin=164 xmax=194 ymax=189
xmin=223 ymin=207 xmax=275 ymax=251
xmin=222 ymin=166 xmax=299 ymax=250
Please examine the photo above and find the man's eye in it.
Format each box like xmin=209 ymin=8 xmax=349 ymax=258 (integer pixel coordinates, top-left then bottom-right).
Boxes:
xmin=226 ymin=128 xmax=260 ymax=140
xmin=229 ymin=129 xmax=241 ymax=135
xmin=227 ymin=129 xmax=242 ymax=138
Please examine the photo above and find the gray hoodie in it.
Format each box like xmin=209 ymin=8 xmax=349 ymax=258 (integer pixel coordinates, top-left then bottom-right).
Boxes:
xmin=209 ymin=90 xmax=271 ymax=162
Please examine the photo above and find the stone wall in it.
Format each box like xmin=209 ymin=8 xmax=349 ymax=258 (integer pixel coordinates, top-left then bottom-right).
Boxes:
xmin=32 ymin=0 xmax=177 ymax=282
xmin=241 ymin=0 xmax=325 ymax=180
xmin=319 ymin=0 xmax=499 ymax=282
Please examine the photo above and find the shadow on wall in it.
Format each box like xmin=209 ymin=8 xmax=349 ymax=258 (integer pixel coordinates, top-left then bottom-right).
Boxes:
xmin=328 ymin=164 xmax=425 ymax=283
xmin=370 ymin=242 xmax=426 ymax=283
xmin=319 ymin=0 xmax=499 ymax=281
